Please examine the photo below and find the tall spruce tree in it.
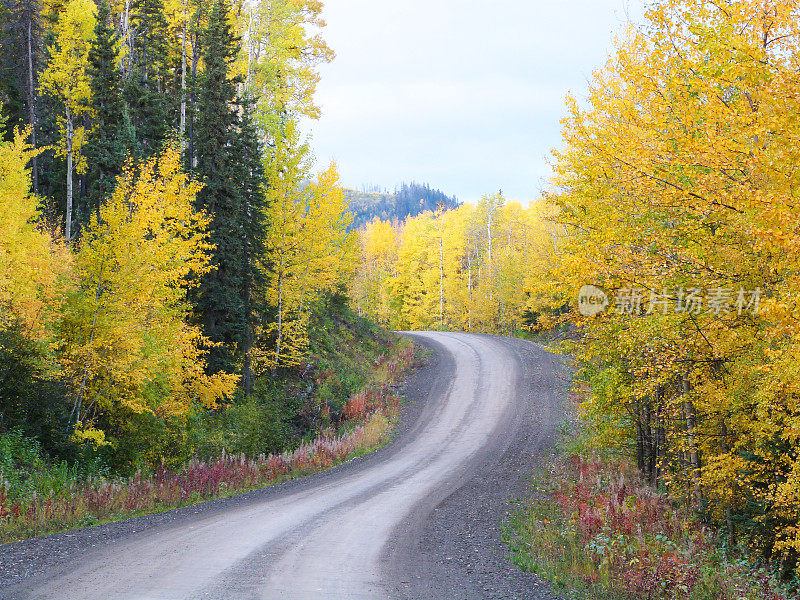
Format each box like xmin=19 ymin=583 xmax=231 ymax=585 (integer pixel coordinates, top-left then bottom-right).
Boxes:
xmin=235 ymin=97 xmax=268 ymax=394
xmin=193 ymin=0 xmax=266 ymax=381
xmin=83 ymin=0 xmax=133 ymax=222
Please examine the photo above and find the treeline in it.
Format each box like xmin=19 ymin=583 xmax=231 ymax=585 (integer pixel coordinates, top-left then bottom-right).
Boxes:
xmin=544 ymin=0 xmax=800 ymax=572
xmin=0 ymin=0 xmax=357 ymax=470
xmin=349 ymin=193 xmax=559 ymax=334
xmin=346 ymin=181 xmax=459 ymax=230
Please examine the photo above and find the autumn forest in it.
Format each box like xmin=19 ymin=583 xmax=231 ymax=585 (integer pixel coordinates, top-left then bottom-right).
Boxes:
xmin=4 ymin=0 xmax=800 ymax=597
xmin=0 ymin=0 xmax=368 ymax=523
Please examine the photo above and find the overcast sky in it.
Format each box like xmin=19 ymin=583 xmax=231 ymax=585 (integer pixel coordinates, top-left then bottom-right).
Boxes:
xmin=303 ymin=0 xmax=644 ymax=204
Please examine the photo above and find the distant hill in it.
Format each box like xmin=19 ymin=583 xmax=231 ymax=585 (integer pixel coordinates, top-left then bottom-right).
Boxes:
xmin=346 ymin=182 xmax=460 ymax=230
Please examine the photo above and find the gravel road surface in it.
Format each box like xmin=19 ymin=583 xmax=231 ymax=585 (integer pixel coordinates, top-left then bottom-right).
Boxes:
xmin=1 ymin=332 xmax=567 ymax=600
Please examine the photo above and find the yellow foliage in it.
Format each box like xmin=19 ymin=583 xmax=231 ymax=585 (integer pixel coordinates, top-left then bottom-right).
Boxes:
xmin=39 ymin=0 xmax=95 ymax=121
xmin=59 ymin=145 xmax=238 ymax=430
xmin=257 ymin=123 xmax=354 ymax=371
xmin=0 ymin=127 xmax=71 ymax=337
xmin=545 ymin=0 xmax=800 ymax=562
xmin=351 ymin=196 xmax=558 ymax=334
xmin=245 ymin=0 xmax=335 ymax=135
xmin=71 ymin=422 xmax=111 ymax=448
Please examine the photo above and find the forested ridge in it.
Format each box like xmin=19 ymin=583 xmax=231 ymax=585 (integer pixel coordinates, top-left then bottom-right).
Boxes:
xmin=345 ymin=182 xmax=459 ymax=230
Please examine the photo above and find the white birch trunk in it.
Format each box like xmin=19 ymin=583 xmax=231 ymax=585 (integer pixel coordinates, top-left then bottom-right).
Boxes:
xmin=65 ymin=105 xmax=74 ymax=243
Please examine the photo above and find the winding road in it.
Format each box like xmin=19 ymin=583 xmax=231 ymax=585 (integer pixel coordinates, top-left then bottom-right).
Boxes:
xmin=1 ymin=332 xmax=566 ymax=600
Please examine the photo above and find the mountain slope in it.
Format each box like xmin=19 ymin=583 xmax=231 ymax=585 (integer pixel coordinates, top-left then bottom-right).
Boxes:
xmin=346 ymin=182 xmax=459 ymax=230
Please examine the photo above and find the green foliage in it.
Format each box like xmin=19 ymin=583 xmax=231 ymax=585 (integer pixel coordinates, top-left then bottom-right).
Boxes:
xmin=0 ymin=321 xmax=69 ymax=454
xmin=191 ymin=0 xmax=266 ymax=377
xmin=307 ymin=304 xmax=383 ymax=417
xmin=0 ymin=429 xmax=107 ymax=504
xmin=189 ymin=394 xmax=294 ymax=459
xmin=125 ymin=0 xmax=170 ymax=154
xmin=190 ymin=300 xmax=396 ymax=457
xmin=0 ymin=430 xmax=48 ymax=503
xmin=83 ymin=0 xmax=133 ymax=224
xmin=107 ymin=407 xmax=189 ymax=472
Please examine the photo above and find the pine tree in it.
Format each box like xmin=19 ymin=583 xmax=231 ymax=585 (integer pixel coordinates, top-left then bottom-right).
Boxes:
xmin=83 ymin=0 xmax=133 ymax=223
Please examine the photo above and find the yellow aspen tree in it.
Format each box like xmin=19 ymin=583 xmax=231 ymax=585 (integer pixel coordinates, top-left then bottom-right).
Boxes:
xmin=351 ymin=217 xmax=398 ymax=326
xmin=163 ymin=0 xmax=193 ymax=145
xmin=296 ymin=163 xmax=355 ymax=298
xmin=59 ymin=145 xmax=238 ymax=443
xmin=244 ymin=0 xmax=334 ymax=135
xmin=349 ymin=200 xmax=561 ymax=334
xmin=392 ymin=213 xmax=440 ymax=331
xmin=0 ymin=127 xmax=71 ymax=337
xmin=546 ymin=0 xmax=800 ymax=558
xmin=260 ymin=123 xmax=353 ymax=371
xmin=39 ymin=0 xmax=96 ymax=243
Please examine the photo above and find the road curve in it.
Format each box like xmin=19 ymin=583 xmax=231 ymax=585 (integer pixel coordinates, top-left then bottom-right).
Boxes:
xmin=1 ymin=332 xmax=566 ymax=600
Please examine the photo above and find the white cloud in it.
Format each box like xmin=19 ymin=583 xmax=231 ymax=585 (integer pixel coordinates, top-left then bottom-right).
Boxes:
xmin=303 ymin=0 xmax=645 ymax=203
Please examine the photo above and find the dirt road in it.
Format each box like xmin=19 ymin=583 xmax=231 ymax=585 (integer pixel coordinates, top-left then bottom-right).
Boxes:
xmin=1 ymin=332 xmax=566 ymax=600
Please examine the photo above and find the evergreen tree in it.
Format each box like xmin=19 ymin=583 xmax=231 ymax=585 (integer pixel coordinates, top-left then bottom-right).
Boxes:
xmin=234 ymin=97 xmax=268 ymax=394
xmin=83 ymin=0 xmax=133 ymax=223
xmin=193 ymin=0 xmax=266 ymax=381
xmin=0 ymin=0 xmax=42 ymax=190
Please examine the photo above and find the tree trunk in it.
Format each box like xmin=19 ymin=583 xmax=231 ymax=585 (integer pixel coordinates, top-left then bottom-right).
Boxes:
xmin=719 ymin=416 xmax=736 ymax=546
xmin=487 ymin=214 xmax=492 ymax=274
xmin=245 ymin=9 xmax=252 ymax=86
xmin=467 ymin=255 xmax=472 ymax=331
xmin=655 ymin=410 xmax=665 ymax=486
xmin=438 ymin=224 xmax=444 ymax=328
xmin=243 ymin=220 xmax=253 ymax=397
xmin=644 ymin=399 xmax=655 ymax=482
xmin=682 ymin=376 xmax=702 ymax=507
xmin=243 ymin=309 xmax=252 ymax=396
xmin=189 ymin=32 xmax=198 ymax=169
xmin=66 ymin=106 xmax=74 ymax=243
xmin=635 ymin=405 xmax=644 ymax=473
xmin=273 ymin=269 xmax=283 ymax=376
xmin=123 ymin=0 xmax=133 ymax=74
xmin=180 ymin=15 xmax=187 ymax=149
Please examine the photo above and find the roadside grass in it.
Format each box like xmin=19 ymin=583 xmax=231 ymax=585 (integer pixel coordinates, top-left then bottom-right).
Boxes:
xmin=0 ymin=339 xmax=417 ymax=543
xmin=504 ymin=428 xmax=790 ymax=600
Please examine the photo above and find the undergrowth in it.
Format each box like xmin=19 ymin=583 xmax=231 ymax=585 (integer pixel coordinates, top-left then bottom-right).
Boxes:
xmin=504 ymin=424 xmax=792 ymax=600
